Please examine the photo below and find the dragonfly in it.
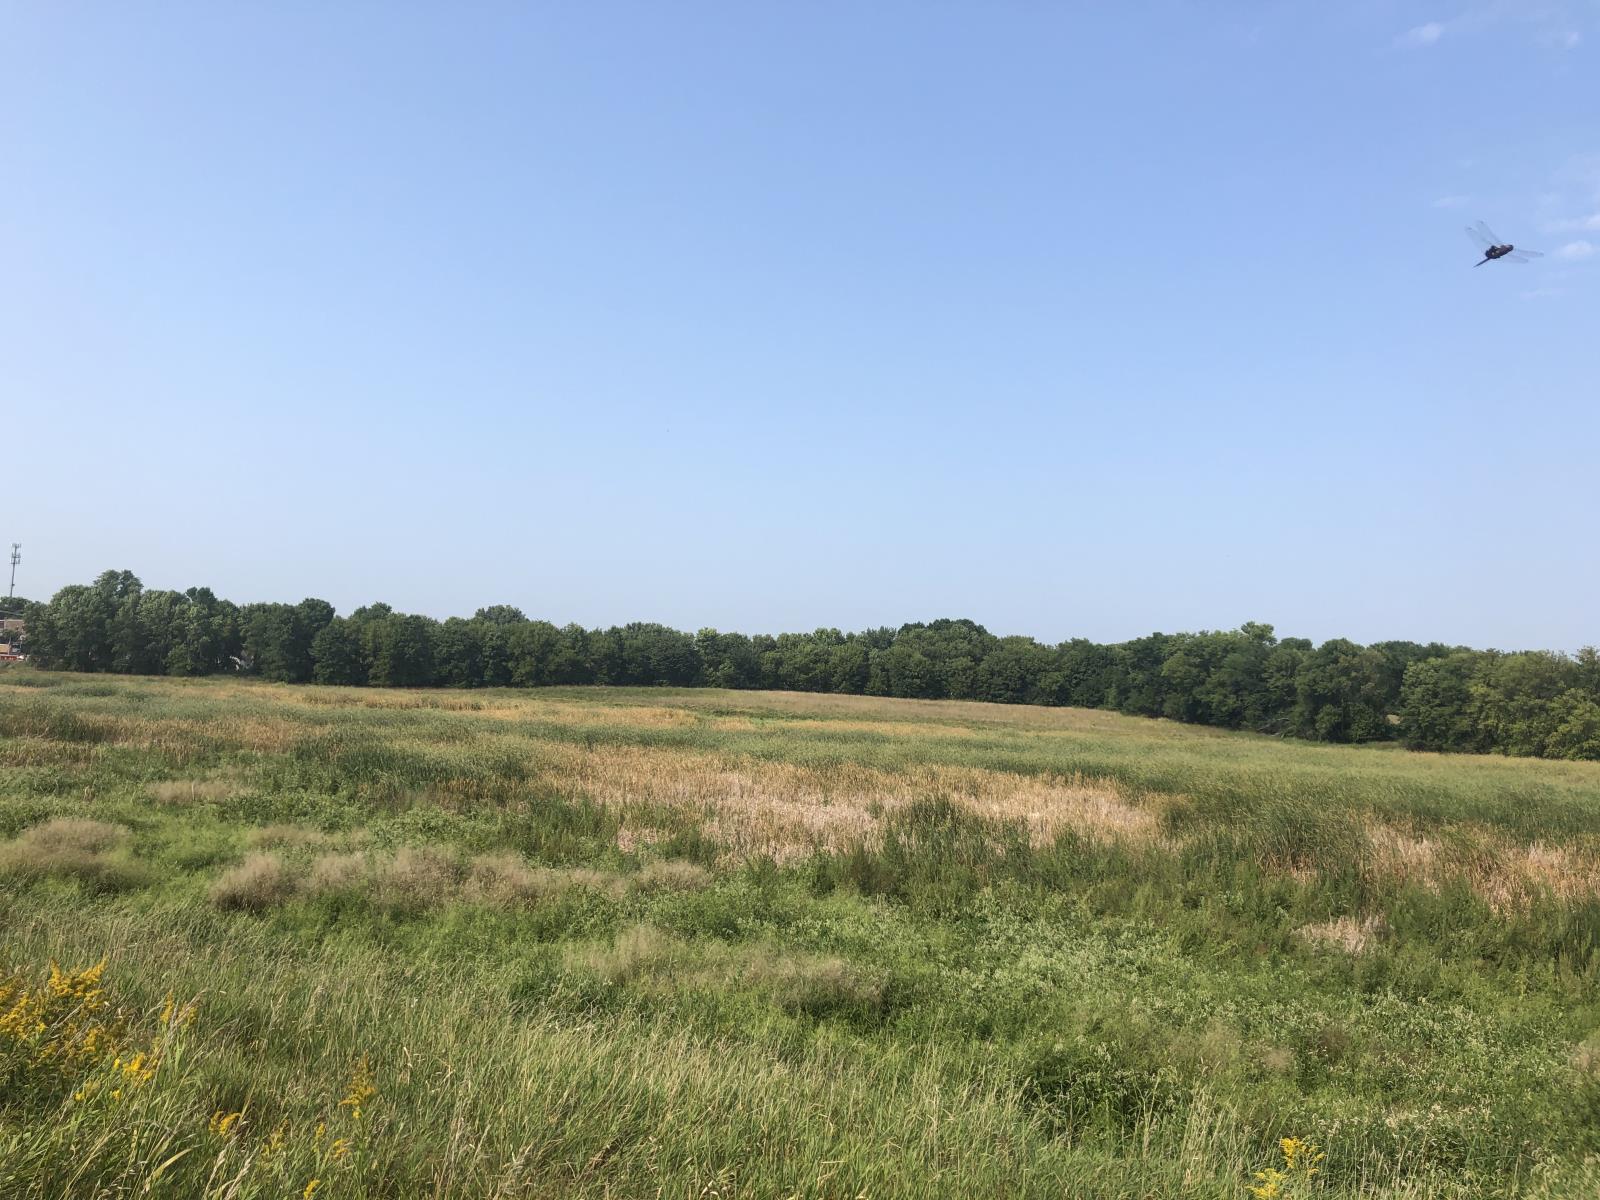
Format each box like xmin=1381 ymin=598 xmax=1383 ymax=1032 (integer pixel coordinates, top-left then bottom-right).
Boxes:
xmin=1465 ymin=221 xmax=1543 ymax=267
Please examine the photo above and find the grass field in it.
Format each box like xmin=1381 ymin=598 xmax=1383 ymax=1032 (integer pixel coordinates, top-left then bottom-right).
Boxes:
xmin=4 ymin=668 xmax=1600 ymax=1198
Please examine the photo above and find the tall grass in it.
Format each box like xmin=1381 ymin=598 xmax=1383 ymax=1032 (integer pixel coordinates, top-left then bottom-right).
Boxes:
xmin=3 ymin=667 xmax=1600 ymax=1196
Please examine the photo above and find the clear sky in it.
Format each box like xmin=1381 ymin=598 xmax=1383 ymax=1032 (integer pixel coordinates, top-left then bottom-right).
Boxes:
xmin=3 ymin=3 xmax=1597 ymax=650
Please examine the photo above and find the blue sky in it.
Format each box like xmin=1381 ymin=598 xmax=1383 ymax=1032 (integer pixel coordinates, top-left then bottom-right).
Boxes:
xmin=3 ymin=2 xmax=1597 ymax=650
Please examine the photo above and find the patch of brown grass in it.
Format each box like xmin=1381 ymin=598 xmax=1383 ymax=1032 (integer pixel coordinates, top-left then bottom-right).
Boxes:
xmin=148 ymin=777 xmax=239 ymax=806
xmin=210 ymin=852 xmax=296 ymax=910
xmin=372 ymin=846 xmax=461 ymax=913
xmin=0 ymin=818 xmax=147 ymax=892
xmin=0 ymin=736 xmax=98 ymax=767
xmin=528 ymin=741 xmax=1161 ymax=863
xmin=474 ymin=699 xmax=703 ymax=730
xmin=1363 ymin=825 xmax=1444 ymax=887
xmin=305 ymin=851 xmax=370 ymax=897
xmin=463 ymin=855 xmax=626 ymax=906
xmin=1467 ymin=842 xmax=1600 ymax=913
xmin=1361 ymin=821 xmax=1600 ymax=913
xmin=571 ymin=924 xmax=882 ymax=1014
xmin=653 ymin=687 xmax=1170 ymax=737
xmin=578 ymin=923 xmax=683 ymax=984
xmin=1298 ymin=915 xmax=1387 ymax=955
xmin=632 ymin=860 xmax=714 ymax=892
xmin=298 ymin=848 xmax=630 ymax=910
xmin=745 ymin=949 xmax=883 ymax=1017
xmin=10 ymin=817 xmax=128 ymax=855
xmin=615 ymin=823 xmax=666 ymax=855
xmin=289 ymin=688 xmax=489 ymax=713
xmin=249 ymin=824 xmax=343 ymax=850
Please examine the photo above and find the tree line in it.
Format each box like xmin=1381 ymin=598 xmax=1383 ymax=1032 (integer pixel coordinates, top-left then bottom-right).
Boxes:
xmin=14 ymin=569 xmax=1600 ymax=760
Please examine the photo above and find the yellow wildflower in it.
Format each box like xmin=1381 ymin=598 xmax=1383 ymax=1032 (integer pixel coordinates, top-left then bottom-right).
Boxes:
xmin=303 ymin=1180 xmax=322 ymax=1199
xmin=120 ymin=1050 xmax=157 ymax=1083
xmin=1 ymin=961 xmax=132 ymax=1088
xmin=330 ymin=1137 xmax=351 ymax=1161
xmin=338 ymin=1056 xmax=377 ymax=1120
xmin=208 ymin=1110 xmax=243 ymax=1138
xmin=1248 ymin=1137 xmax=1324 ymax=1197
xmin=1279 ymin=1138 xmax=1323 ymax=1176
xmin=46 ymin=959 xmax=106 ymax=1002
xmin=159 ymin=994 xmax=200 ymax=1029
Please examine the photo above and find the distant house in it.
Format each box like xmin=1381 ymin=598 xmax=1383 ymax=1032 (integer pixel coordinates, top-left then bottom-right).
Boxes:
xmin=0 ymin=616 xmax=24 ymax=660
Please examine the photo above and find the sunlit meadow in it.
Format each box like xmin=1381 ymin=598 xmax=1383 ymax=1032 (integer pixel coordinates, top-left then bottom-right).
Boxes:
xmin=4 ymin=668 xmax=1600 ymax=1198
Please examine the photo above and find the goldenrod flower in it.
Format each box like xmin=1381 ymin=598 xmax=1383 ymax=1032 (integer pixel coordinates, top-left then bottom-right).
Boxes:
xmin=338 ymin=1056 xmax=377 ymax=1121
xmin=1279 ymin=1137 xmax=1323 ymax=1175
xmin=1249 ymin=1137 xmax=1324 ymax=1197
xmin=303 ymin=1180 xmax=322 ymax=1199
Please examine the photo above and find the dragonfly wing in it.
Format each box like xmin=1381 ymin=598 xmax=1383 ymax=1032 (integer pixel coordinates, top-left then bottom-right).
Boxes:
xmin=1505 ymin=253 xmax=1530 ymax=262
xmin=1465 ymin=224 xmax=1493 ymax=248
xmin=1515 ymin=248 xmax=1543 ymax=258
xmin=1475 ymin=220 xmax=1503 ymax=244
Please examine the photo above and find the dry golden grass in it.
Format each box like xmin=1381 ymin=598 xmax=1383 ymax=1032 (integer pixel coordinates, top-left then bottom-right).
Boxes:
xmin=617 ymin=687 xmax=1152 ymax=733
xmin=371 ymin=846 xmax=461 ymax=913
xmin=15 ymin=672 xmax=1600 ymax=914
xmin=0 ymin=736 xmax=98 ymax=767
xmin=210 ymin=852 xmax=296 ymax=910
xmin=148 ymin=777 xmax=240 ymax=806
xmin=7 ymin=816 xmax=128 ymax=855
xmin=0 ymin=817 xmax=145 ymax=891
xmin=306 ymin=851 xmax=370 ymax=896
xmin=517 ymin=741 xmax=1162 ymax=863
xmin=1298 ymin=915 xmax=1387 ymax=955
xmin=248 ymin=824 xmax=369 ymax=851
xmin=573 ymin=924 xmax=883 ymax=1014
xmin=297 ymin=849 xmax=639 ymax=909
xmin=275 ymin=681 xmax=1170 ymax=740
xmin=293 ymin=688 xmax=488 ymax=712
xmin=632 ymin=860 xmax=714 ymax=892
xmin=1465 ymin=842 xmax=1600 ymax=912
xmin=463 ymin=855 xmax=626 ymax=905
xmin=1508 ymin=842 xmax=1600 ymax=904
xmin=1572 ymin=1034 xmax=1600 ymax=1083
xmin=1361 ymin=821 xmax=1600 ymax=912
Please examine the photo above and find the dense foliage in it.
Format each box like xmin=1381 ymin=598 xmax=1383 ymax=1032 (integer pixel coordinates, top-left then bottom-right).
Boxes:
xmin=19 ymin=570 xmax=1600 ymax=759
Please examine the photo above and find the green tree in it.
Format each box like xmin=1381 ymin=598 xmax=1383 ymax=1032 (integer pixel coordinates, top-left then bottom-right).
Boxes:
xmin=1292 ymin=639 xmax=1393 ymax=743
xmin=1467 ymin=651 xmax=1579 ymax=757
xmin=366 ymin=614 xmax=438 ymax=688
xmin=1543 ymin=690 xmax=1600 ymax=760
xmin=311 ymin=617 xmax=366 ymax=685
xmin=1399 ymin=653 xmax=1487 ymax=752
xmin=698 ymin=629 xmax=763 ymax=689
xmin=473 ymin=605 xmax=527 ymax=626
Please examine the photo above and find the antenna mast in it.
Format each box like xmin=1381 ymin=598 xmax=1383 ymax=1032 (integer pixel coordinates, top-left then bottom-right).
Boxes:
xmin=7 ymin=544 xmax=18 ymax=600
